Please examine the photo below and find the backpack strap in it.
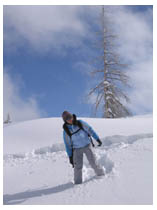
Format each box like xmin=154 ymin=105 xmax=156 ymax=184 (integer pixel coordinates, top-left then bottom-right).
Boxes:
xmin=63 ymin=123 xmax=82 ymax=137
xmin=72 ymin=117 xmax=95 ymax=147
xmin=63 ymin=116 xmax=95 ymax=147
xmin=63 ymin=123 xmax=72 ymax=138
xmin=63 ymin=123 xmax=73 ymax=149
xmin=77 ymin=120 xmax=95 ymax=147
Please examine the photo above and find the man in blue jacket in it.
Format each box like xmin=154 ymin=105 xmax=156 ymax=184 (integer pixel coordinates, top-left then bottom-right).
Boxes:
xmin=62 ymin=111 xmax=105 ymax=184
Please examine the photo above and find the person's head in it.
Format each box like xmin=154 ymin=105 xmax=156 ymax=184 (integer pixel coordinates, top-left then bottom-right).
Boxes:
xmin=62 ymin=111 xmax=73 ymax=124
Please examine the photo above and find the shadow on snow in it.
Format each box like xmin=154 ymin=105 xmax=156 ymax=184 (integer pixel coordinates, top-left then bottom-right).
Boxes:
xmin=3 ymin=182 xmax=74 ymax=205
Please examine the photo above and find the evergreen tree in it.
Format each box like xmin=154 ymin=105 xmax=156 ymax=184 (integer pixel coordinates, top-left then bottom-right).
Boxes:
xmin=4 ymin=113 xmax=12 ymax=124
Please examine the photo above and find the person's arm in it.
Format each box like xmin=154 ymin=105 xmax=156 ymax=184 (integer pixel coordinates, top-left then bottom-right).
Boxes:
xmin=79 ymin=120 xmax=99 ymax=140
xmin=63 ymin=131 xmax=74 ymax=167
xmin=79 ymin=120 xmax=102 ymax=146
xmin=63 ymin=131 xmax=73 ymax=157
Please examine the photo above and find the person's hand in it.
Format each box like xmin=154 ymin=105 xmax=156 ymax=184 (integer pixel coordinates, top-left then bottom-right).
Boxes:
xmin=69 ymin=156 xmax=74 ymax=167
xmin=97 ymin=139 xmax=102 ymax=146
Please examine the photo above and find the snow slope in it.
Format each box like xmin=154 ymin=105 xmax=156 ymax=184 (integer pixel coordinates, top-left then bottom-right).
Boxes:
xmin=3 ymin=115 xmax=153 ymax=205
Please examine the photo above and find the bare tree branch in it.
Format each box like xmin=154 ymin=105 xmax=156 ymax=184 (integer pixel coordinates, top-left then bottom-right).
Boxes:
xmin=87 ymin=6 xmax=131 ymax=118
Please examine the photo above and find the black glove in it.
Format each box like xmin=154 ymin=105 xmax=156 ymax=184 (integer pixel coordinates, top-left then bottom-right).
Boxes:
xmin=97 ymin=139 xmax=102 ymax=146
xmin=69 ymin=156 xmax=74 ymax=167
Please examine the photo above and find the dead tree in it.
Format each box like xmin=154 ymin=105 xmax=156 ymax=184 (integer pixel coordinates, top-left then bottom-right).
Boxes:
xmin=88 ymin=6 xmax=131 ymax=118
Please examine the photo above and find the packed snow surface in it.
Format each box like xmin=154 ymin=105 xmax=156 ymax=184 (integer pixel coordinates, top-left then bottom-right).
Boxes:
xmin=3 ymin=115 xmax=153 ymax=205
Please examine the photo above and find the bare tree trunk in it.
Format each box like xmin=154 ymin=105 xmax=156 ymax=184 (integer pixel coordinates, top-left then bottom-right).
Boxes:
xmin=88 ymin=6 xmax=131 ymax=118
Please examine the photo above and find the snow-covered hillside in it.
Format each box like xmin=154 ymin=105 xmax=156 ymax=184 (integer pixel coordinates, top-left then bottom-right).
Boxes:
xmin=3 ymin=115 xmax=153 ymax=204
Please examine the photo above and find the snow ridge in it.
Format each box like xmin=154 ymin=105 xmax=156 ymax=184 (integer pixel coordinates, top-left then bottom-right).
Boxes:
xmin=4 ymin=133 xmax=152 ymax=165
xmin=102 ymin=133 xmax=153 ymax=149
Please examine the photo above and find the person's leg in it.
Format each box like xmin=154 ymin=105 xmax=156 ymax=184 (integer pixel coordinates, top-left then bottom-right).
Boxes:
xmin=84 ymin=144 xmax=104 ymax=176
xmin=73 ymin=148 xmax=83 ymax=184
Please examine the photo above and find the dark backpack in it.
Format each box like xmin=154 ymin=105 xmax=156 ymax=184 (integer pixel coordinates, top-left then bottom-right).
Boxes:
xmin=63 ymin=114 xmax=95 ymax=147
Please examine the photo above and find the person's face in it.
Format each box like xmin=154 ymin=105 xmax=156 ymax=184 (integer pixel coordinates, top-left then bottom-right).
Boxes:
xmin=66 ymin=117 xmax=73 ymax=124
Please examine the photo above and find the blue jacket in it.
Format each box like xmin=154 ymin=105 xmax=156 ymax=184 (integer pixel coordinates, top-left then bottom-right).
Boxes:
xmin=63 ymin=120 xmax=100 ymax=157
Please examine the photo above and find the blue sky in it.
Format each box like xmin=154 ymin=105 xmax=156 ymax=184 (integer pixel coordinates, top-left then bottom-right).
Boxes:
xmin=4 ymin=49 xmax=90 ymax=117
xmin=3 ymin=5 xmax=153 ymax=121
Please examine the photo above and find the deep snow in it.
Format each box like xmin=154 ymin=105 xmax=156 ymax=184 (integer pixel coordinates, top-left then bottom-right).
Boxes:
xmin=3 ymin=115 xmax=153 ymax=205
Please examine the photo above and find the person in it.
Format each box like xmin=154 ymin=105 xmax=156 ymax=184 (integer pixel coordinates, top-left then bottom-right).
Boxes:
xmin=62 ymin=111 xmax=105 ymax=184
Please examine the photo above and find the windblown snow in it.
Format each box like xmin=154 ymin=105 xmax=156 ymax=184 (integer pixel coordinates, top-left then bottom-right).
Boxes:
xmin=3 ymin=115 xmax=153 ymax=205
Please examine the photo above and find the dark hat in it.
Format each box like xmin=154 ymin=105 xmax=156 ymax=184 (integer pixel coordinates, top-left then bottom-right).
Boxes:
xmin=62 ymin=111 xmax=73 ymax=122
